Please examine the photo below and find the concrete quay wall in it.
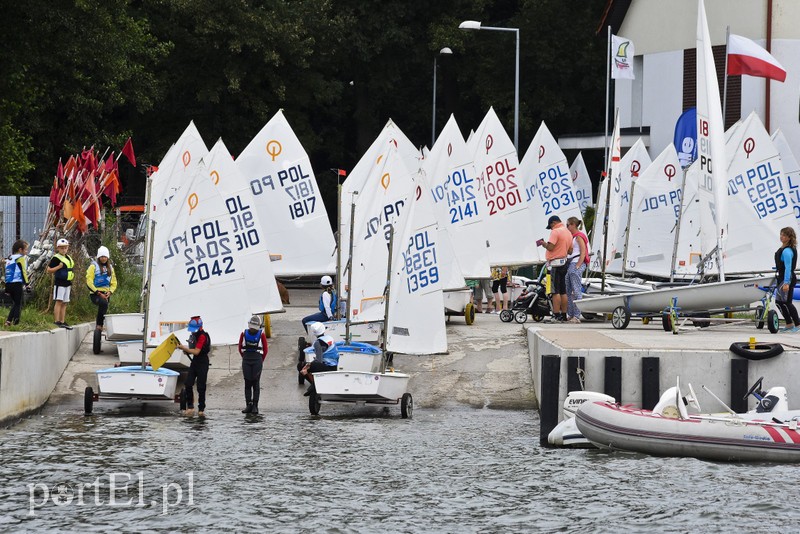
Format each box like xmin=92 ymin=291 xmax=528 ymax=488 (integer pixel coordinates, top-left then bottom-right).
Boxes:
xmin=0 ymin=324 xmax=91 ymax=425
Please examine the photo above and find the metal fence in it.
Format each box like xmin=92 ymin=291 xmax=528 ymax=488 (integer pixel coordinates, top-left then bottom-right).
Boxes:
xmin=0 ymin=196 xmax=49 ymax=255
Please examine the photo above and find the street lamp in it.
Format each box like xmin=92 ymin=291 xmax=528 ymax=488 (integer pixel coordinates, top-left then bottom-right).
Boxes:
xmin=459 ymin=20 xmax=520 ymax=152
xmin=432 ymin=47 xmax=453 ymax=147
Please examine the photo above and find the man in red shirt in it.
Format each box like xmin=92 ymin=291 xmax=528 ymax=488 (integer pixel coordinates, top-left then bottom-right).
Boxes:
xmin=537 ymin=215 xmax=573 ymax=322
xmin=177 ymin=316 xmax=211 ymax=416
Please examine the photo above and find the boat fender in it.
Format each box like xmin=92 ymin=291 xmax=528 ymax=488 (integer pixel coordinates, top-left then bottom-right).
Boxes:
xmin=729 ymin=342 xmax=784 ymax=361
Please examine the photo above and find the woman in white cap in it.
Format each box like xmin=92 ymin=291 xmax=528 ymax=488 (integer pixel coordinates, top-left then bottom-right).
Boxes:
xmin=301 ymin=275 xmax=337 ymax=333
xmin=237 ymin=315 xmax=268 ymax=414
xmin=86 ymin=245 xmax=117 ymax=332
xmin=46 ymin=238 xmax=74 ymax=329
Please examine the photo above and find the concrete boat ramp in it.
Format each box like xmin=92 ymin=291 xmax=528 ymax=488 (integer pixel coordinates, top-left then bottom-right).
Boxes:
xmin=34 ymin=290 xmax=800 ymax=421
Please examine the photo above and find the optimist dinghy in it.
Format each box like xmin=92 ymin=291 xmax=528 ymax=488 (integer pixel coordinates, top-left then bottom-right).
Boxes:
xmin=575 ymin=378 xmax=800 ymax=462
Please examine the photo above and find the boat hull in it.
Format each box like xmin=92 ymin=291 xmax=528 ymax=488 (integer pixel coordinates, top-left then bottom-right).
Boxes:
xmin=104 ymin=313 xmax=144 ymax=341
xmin=313 ymin=370 xmax=410 ymax=403
xmin=576 ymin=401 xmax=800 ymax=462
xmin=96 ymin=366 xmax=179 ymax=399
xmin=324 ymin=319 xmax=383 ymax=344
xmin=116 ymin=342 xmax=191 ymax=369
xmin=443 ymin=288 xmax=472 ymax=313
xmin=575 ymin=276 xmax=766 ymax=314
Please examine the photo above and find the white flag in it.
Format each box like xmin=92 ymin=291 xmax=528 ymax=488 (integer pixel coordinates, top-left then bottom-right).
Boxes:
xmin=611 ymin=34 xmax=635 ymax=80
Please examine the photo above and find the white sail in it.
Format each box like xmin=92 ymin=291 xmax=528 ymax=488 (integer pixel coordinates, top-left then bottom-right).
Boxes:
xmin=589 ymin=113 xmax=621 ymax=272
xmin=673 ymin=161 xmax=703 ymax=277
xmin=147 ymin=139 xmax=284 ymax=345
xmin=626 ymin=145 xmax=684 ymax=278
xmin=520 ymin=122 xmax=583 ymax=247
xmin=696 ymin=0 xmax=729 ymax=277
xmin=605 ymin=138 xmax=651 ymax=274
xmin=721 ymin=112 xmax=796 ymax=274
xmin=569 ymin=152 xmax=594 ymax=217
xmin=469 ymin=108 xmax=538 ymax=265
xmin=420 ymin=115 xmax=490 ymax=279
xmin=339 ymin=120 xmax=420 ymax=297
xmin=387 ymin=171 xmax=447 ymax=354
xmin=771 ymin=129 xmax=800 ymax=224
xmin=236 ymin=110 xmax=336 ymax=276
xmin=150 ymin=122 xmax=209 ymax=221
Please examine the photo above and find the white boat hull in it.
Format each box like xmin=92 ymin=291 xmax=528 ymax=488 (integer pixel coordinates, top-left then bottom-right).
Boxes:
xmin=116 ymin=342 xmax=191 ymax=369
xmin=313 ymin=370 xmax=410 ymax=403
xmin=96 ymin=366 xmax=179 ymax=399
xmin=104 ymin=313 xmax=144 ymax=341
xmin=575 ymin=276 xmax=766 ymax=314
xmin=443 ymin=288 xmax=472 ymax=313
xmin=576 ymin=400 xmax=800 ymax=462
xmin=324 ymin=319 xmax=383 ymax=344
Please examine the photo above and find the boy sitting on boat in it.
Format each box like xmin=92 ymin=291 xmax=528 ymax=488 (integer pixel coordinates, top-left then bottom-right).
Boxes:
xmin=300 ymin=322 xmax=339 ymax=395
xmin=301 ymin=275 xmax=337 ymax=333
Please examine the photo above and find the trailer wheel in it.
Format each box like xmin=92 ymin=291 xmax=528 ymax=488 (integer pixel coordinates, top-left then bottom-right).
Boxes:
xmin=755 ymin=306 xmax=765 ymax=329
xmin=730 ymin=342 xmax=783 ymax=360
xmin=768 ymin=310 xmax=780 ymax=333
xmin=499 ymin=309 xmax=513 ymax=323
xmin=92 ymin=329 xmax=102 ymax=354
xmin=661 ymin=312 xmax=672 ymax=332
xmin=611 ymin=306 xmax=631 ymax=330
xmin=465 ymin=302 xmax=476 ymax=325
xmin=308 ymin=387 xmax=320 ymax=415
xmin=401 ymin=393 xmax=413 ymax=419
xmin=84 ymin=387 xmax=94 ymax=414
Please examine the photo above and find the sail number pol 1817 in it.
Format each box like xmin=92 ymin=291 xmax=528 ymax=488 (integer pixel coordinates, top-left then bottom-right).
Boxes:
xmin=402 ymin=231 xmax=439 ymax=294
xmin=249 ymin=163 xmax=318 ymax=220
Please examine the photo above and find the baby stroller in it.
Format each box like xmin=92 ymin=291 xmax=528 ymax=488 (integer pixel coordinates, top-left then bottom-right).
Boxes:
xmin=500 ymin=270 xmax=552 ymax=324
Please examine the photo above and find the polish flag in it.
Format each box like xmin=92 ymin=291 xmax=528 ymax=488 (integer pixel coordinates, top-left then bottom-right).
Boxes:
xmin=727 ymin=34 xmax=786 ymax=82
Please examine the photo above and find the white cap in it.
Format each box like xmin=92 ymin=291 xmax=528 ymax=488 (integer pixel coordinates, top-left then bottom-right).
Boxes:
xmin=248 ymin=315 xmax=262 ymax=329
xmin=56 ymin=238 xmax=69 ymax=247
xmin=96 ymin=246 xmax=110 ymax=259
xmin=320 ymin=275 xmax=333 ymax=287
xmin=309 ymin=322 xmax=326 ymax=337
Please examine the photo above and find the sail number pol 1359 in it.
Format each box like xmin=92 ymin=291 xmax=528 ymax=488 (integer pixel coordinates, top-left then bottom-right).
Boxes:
xmin=403 ymin=231 xmax=439 ymax=294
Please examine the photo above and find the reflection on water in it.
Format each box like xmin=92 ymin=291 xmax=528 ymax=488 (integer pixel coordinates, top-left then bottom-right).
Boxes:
xmin=1 ymin=408 xmax=799 ymax=532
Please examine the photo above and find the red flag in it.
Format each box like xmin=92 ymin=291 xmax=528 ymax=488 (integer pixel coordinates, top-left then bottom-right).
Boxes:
xmin=57 ymin=159 xmax=64 ymax=184
xmin=121 ymin=137 xmax=136 ymax=167
xmin=338 ymin=169 xmax=347 ymax=176
xmin=64 ymin=156 xmax=77 ymax=181
xmin=73 ymin=199 xmax=87 ymax=233
xmin=49 ymin=178 xmax=59 ymax=206
xmin=103 ymin=170 xmax=120 ymax=206
xmin=106 ymin=152 xmax=117 ymax=174
xmin=727 ymin=34 xmax=787 ymax=82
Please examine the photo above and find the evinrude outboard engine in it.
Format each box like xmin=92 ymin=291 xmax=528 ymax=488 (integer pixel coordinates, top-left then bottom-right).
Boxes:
xmin=752 ymin=386 xmax=789 ymax=413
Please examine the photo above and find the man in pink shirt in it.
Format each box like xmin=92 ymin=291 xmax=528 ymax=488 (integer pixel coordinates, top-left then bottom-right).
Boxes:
xmin=537 ymin=215 xmax=573 ymax=322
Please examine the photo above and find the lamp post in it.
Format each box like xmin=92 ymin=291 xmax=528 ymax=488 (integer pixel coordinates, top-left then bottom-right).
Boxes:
xmin=432 ymin=47 xmax=453 ymax=147
xmin=459 ymin=20 xmax=520 ymax=152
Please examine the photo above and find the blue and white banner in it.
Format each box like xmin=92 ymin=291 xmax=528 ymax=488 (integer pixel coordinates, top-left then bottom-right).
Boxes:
xmin=673 ymin=107 xmax=697 ymax=168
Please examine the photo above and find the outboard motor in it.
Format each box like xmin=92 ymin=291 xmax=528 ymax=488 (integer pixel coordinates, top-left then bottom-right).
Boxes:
xmin=562 ymin=391 xmax=616 ymax=418
xmin=753 ymin=386 xmax=789 ymax=413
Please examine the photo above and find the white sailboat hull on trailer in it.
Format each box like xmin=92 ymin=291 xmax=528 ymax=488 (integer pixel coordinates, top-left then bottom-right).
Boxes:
xmin=575 ymin=276 xmax=766 ymax=314
xmin=313 ymin=370 xmax=409 ymax=403
xmin=324 ymin=318 xmax=383 ymax=344
xmin=443 ymin=288 xmax=472 ymax=313
xmin=104 ymin=313 xmax=144 ymax=341
xmin=115 ymin=342 xmax=191 ymax=369
xmin=96 ymin=366 xmax=179 ymax=399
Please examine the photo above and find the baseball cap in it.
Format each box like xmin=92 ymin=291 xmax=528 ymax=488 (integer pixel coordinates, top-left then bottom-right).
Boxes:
xmin=309 ymin=322 xmax=326 ymax=337
xmin=56 ymin=238 xmax=69 ymax=247
xmin=546 ymin=215 xmax=561 ymax=229
xmin=248 ymin=315 xmax=262 ymax=329
xmin=187 ymin=316 xmax=203 ymax=332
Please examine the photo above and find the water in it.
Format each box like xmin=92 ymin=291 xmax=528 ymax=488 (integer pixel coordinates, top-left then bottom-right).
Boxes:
xmin=1 ymin=408 xmax=798 ymax=532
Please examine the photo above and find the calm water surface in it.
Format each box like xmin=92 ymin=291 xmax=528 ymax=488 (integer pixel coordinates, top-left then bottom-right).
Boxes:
xmin=1 ymin=408 xmax=797 ymax=532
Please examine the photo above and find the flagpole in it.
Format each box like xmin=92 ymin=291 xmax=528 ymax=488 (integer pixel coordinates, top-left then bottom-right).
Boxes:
xmin=722 ymin=26 xmax=730 ymax=126
xmin=604 ymin=25 xmax=611 ymax=173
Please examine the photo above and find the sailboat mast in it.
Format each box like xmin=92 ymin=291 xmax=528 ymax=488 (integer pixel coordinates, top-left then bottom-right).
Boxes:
xmin=140 ymin=175 xmax=154 ymax=313
xmin=344 ymin=197 xmax=357 ymax=345
xmin=140 ymin=220 xmax=157 ymax=369
xmin=335 ymin=183 xmax=342 ymax=319
xmin=670 ymin=168 xmax=689 ymax=282
xmin=621 ymin=182 xmax=636 ymax=277
xmin=380 ymin=226 xmax=395 ymax=355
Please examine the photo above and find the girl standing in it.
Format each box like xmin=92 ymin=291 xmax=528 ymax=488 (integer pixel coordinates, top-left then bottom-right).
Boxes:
xmin=86 ymin=246 xmax=117 ymax=331
xmin=775 ymin=227 xmax=800 ymax=332
xmin=4 ymin=240 xmax=30 ymax=326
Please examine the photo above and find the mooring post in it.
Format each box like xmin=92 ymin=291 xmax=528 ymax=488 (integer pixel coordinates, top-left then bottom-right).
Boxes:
xmin=540 ymin=354 xmax=561 ymax=446
xmin=730 ymin=358 xmax=749 ymax=413
xmin=604 ymin=356 xmax=622 ymax=402
xmin=641 ymin=357 xmax=660 ymax=410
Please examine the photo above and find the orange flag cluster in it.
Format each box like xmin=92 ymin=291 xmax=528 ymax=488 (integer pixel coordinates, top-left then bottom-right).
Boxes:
xmin=48 ymin=138 xmax=136 ymax=233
